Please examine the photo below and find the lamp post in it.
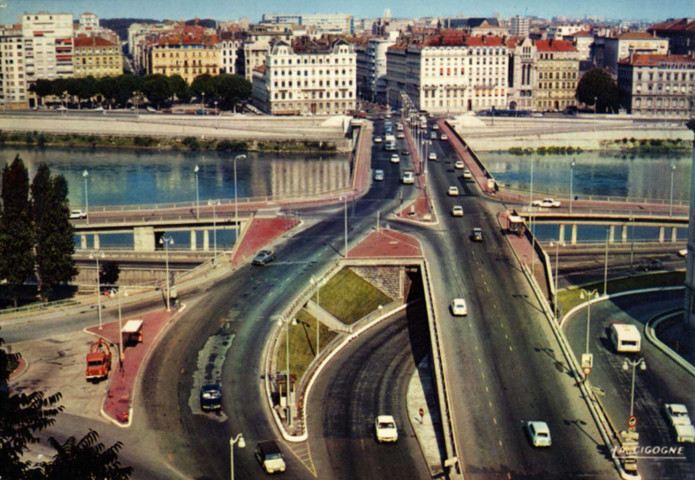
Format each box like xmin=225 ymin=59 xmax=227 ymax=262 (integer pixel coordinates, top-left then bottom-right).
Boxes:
xmin=117 ymin=289 xmax=128 ymax=365
xmin=229 ymin=433 xmax=246 ymax=480
xmin=579 ymin=288 xmax=599 ymax=357
xmin=208 ymin=200 xmax=220 ymax=262
xmin=201 ymin=91 xmax=205 ymax=113
xmin=311 ymin=275 xmax=320 ymax=357
xmin=279 ymin=317 xmax=298 ymax=426
xmin=594 ymin=96 xmax=598 ymax=119
xmin=622 ymin=357 xmax=647 ymax=423
xmin=603 ymin=230 xmax=609 ymax=296
xmin=569 ymin=159 xmax=576 ymax=214
xmin=214 ymin=100 xmax=218 ymax=116
xmin=669 ymin=163 xmax=676 ymax=217
xmin=133 ymin=91 xmax=139 ymax=117
xmin=233 ymin=154 xmax=247 ymax=243
xmin=89 ymin=250 xmax=105 ymax=329
xmin=629 ymin=215 xmax=635 ymax=275
xmin=194 ymin=165 xmax=200 ymax=219
xmin=160 ymin=236 xmax=174 ymax=311
xmin=82 ymin=169 xmax=90 ymax=224
xmin=341 ymin=195 xmax=348 ymax=258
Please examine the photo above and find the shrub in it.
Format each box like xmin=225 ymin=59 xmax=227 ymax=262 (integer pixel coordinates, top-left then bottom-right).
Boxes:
xmin=182 ymin=136 xmax=200 ymax=150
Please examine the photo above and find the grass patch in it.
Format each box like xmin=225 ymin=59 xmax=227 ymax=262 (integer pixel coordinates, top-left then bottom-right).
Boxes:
xmin=558 ymin=271 xmax=685 ymax=314
xmin=319 ymin=268 xmax=393 ymax=324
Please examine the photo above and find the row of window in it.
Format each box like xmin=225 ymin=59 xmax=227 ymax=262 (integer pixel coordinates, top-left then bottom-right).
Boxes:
xmin=273 ymin=90 xmax=353 ymax=100
xmin=634 ymin=97 xmax=690 ymax=108
xmin=273 ymin=79 xmax=353 ymax=88
xmin=538 ymin=71 xmax=577 ymax=80
xmin=424 ymin=57 xmax=507 ymax=66
xmin=271 ymin=101 xmax=353 ymax=113
xmin=271 ymin=68 xmax=354 ymax=77
xmin=423 ymin=88 xmax=505 ymax=98
xmin=635 ymin=71 xmax=695 ymax=81
xmin=272 ymin=56 xmax=353 ymax=66
xmin=424 ymin=48 xmax=507 ymax=56
xmin=634 ymin=84 xmax=693 ymax=94
xmin=538 ymin=82 xmax=577 ymax=90
xmin=153 ymin=51 xmax=218 ymax=58
xmin=77 ymin=57 xmax=120 ymax=65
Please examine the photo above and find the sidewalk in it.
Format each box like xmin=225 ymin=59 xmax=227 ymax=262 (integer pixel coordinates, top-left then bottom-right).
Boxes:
xmin=348 ymin=229 xmax=423 ymax=258
xmin=231 ymin=217 xmax=301 ymax=267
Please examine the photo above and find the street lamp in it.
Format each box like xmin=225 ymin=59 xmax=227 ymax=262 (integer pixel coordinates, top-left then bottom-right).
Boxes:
xmin=133 ymin=91 xmax=139 ymax=116
xmin=669 ymin=163 xmax=676 ymax=217
xmin=201 ymin=91 xmax=205 ymax=113
xmin=214 ymin=100 xmax=218 ymax=116
xmin=629 ymin=216 xmax=635 ymax=275
xmin=340 ymin=195 xmax=348 ymax=258
xmin=569 ymin=159 xmax=576 ymax=214
xmin=116 ymin=288 xmax=128 ymax=365
xmin=233 ymin=154 xmax=247 ymax=243
xmin=89 ymin=250 xmax=105 ymax=330
xmin=208 ymin=199 xmax=221 ymax=262
xmin=82 ymin=170 xmax=90 ymax=224
xmin=194 ymin=165 xmax=200 ymax=219
xmin=159 ymin=236 xmax=174 ymax=311
xmin=579 ymin=288 xmax=599 ymax=361
xmin=311 ymin=275 xmax=320 ymax=357
xmin=622 ymin=357 xmax=647 ymax=422
xmin=594 ymin=96 xmax=598 ymax=119
xmin=278 ymin=317 xmax=298 ymax=426
xmin=229 ymin=433 xmax=246 ymax=480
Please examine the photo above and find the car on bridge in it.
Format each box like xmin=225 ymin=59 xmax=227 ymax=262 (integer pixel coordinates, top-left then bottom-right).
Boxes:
xmin=252 ymin=250 xmax=276 ymax=266
xmin=373 ymin=136 xmax=383 ymax=144
xmin=440 ymin=134 xmax=448 ymax=141
xmin=390 ymin=154 xmax=400 ymax=164
xmin=69 ymin=209 xmax=87 ymax=219
xmin=373 ymin=169 xmax=385 ymax=182
xmin=532 ymin=198 xmax=561 ymax=208
xmin=448 ymin=186 xmax=459 ymax=196
xmin=428 ymin=152 xmax=437 ymax=161
xmin=451 ymin=205 xmax=464 ymax=217
xmin=463 ymin=169 xmax=473 ymax=179
xmin=454 ymin=160 xmax=464 ymax=170
xmin=637 ymin=258 xmax=663 ymax=272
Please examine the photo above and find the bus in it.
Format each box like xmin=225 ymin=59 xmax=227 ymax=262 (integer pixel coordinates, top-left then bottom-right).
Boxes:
xmin=609 ymin=323 xmax=641 ymax=353
xmin=384 ymin=121 xmax=393 ymax=135
xmin=384 ymin=134 xmax=397 ymax=151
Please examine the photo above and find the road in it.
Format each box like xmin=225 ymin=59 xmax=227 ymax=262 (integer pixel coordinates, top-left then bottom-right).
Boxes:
xmin=563 ymin=290 xmax=695 ymax=480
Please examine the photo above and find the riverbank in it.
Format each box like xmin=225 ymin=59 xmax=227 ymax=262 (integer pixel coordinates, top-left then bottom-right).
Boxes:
xmin=448 ymin=115 xmax=693 ymax=152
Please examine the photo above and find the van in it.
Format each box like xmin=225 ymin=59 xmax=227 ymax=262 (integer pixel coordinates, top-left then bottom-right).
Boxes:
xmin=609 ymin=323 xmax=641 ymax=353
xmin=255 ymin=441 xmax=286 ymax=474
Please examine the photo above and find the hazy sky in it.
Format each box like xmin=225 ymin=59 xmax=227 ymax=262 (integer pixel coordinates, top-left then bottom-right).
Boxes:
xmin=1 ymin=0 xmax=691 ymax=23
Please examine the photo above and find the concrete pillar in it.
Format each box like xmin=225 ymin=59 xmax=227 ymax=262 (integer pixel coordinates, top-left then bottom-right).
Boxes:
xmin=133 ymin=226 xmax=155 ymax=252
xmin=80 ymin=234 xmax=87 ymax=249
xmin=190 ymin=230 xmax=197 ymax=251
xmin=609 ymin=225 xmax=615 ymax=244
xmin=571 ymin=224 xmax=578 ymax=245
xmin=672 ymin=227 xmax=678 ymax=243
xmin=203 ymin=229 xmax=210 ymax=251
xmin=94 ymin=234 xmax=100 ymax=250
xmin=559 ymin=224 xmax=565 ymax=243
xmin=621 ymin=224 xmax=628 ymax=243
xmin=659 ymin=226 xmax=665 ymax=243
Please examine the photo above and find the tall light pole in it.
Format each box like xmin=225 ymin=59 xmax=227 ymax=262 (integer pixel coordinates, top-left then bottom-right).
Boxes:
xmin=89 ymin=250 xmax=105 ymax=330
xmin=233 ymin=154 xmax=247 ymax=243
xmin=214 ymin=100 xmax=218 ymax=116
xmin=194 ymin=165 xmax=200 ymax=219
xmin=341 ymin=195 xmax=348 ymax=258
xmin=669 ymin=163 xmax=676 ymax=217
xmin=629 ymin=215 xmax=635 ymax=275
xmin=569 ymin=159 xmax=576 ymax=214
xmin=82 ymin=170 xmax=89 ymax=224
xmin=594 ymin=96 xmax=598 ymax=120
xmin=311 ymin=275 xmax=320 ymax=357
xmin=622 ymin=358 xmax=647 ymax=423
xmin=117 ymin=289 xmax=128 ymax=365
xmin=160 ymin=236 xmax=174 ymax=311
xmin=229 ymin=433 xmax=246 ymax=480
xmin=603 ymin=230 xmax=609 ymax=296
xmin=133 ymin=91 xmax=139 ymax=117
xmin=201 ymin=91 xmax=205 ymax=113
xmin=208 ymin=199 xmax=220 ymax=262
xmin=279 ymin=317 xmax=297 ymax=426
xmin=579 ymin=288 xmax=599 ymax=359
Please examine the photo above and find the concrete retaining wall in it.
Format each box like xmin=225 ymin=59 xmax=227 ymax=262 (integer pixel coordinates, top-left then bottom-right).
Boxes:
xmin=350 ymin=265 xmax=402 ymax=300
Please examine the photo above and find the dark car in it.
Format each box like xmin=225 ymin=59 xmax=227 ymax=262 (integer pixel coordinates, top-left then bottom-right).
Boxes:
xmin=252 ymin=249 xmax=276 ymax=266
xmin=638 ymin=258 xmax=663 ymax=272
xmin=402 ymin=149 xmax=410 ymax=156
xmin=200 ymin=384 xmax=222 ymax=411
xmin=471 ymin=227 xmax=483 ymax=242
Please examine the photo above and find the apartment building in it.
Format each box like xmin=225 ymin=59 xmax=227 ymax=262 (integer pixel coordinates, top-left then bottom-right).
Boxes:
xmin=21 ymin=12 xmax=74 ymax=84
xmin=386 ymin=32 xmax=508 ymax=114
xmin=603 ymin=32 xmax=668 ymax=74
xmin=534 ymin=39 xmax=579 ymax=112
xmin=78 ymin=12 xmax=99 ymax=32
xmin=647 ymin=18 xmax=695 ymax=56
xmin=0 ymin=27 xmax=27 ymax=109
xmin=507 ymin=37 xmax=536 ymax=111
xmin=509 ymin=16 xmax=530 ymax=37
xmin=252 ymin=38 xmax=356 ymax=115
xmin=355 ymin=34 xmax=397 ymax=102
xmin=617 ymin=53 xmax=695 ymax=116
xmin=547 ymin=24 xmax=586 ymax=39
xmin=241 ymin=29 xmax=294 ymax=81
xmin=73 ymin=34 xmax=123 ymax=78
xmin=219 ymin=30 xmax=242 ymax=74
xmin=262 ymin=13 xmax=354 ymax=34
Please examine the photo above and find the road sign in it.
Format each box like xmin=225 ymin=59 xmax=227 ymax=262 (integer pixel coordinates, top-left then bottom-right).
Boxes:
xmin=583 ymin=366 xmax=592 ymax=376
xmin=581 ymin=353 xmax=593 ymax=369
xmin=419 ymin=408 xmax=425 ymax=423
xmin=627 ymin=415 xmax=638 ymax=428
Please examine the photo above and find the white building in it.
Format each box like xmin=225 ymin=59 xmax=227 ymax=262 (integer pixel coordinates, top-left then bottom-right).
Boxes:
xmin=78 ymin=12 xmax=99 ymax=32
xmin=386 ymin=33 xmax=508 ymax=114
xmin=242 ymin=30 xmax=294 ymax=81
xmin=507 ymin=37 xmax=537 ymax=111
xmin=548 ymin=24 xmax=586 ymax=40
xmin=356 ymin=34 xmax=397 ymax=102
xmin=0 ymin=27 xmax=27 ymax=109
xmin=252 ymin=38 xmax=356 ymax=115
xmin=262 ymin=13 xmax=354 ymax=34
xmin=509 ymin=16 xmax=530 ymax=37
xmin=21 ymin=12 xmax=75 ymax=92
xmin=219 ymin=31 xmax=241 ymax=74
xmin=603 ymin=32 xmax=669 ymax=75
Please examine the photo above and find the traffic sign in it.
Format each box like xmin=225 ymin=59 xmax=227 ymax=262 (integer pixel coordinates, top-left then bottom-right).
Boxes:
xmin=627 ymin=415 xmax=638 ymax=428
xmin=583 ymin=366 xmax=592 ymax=376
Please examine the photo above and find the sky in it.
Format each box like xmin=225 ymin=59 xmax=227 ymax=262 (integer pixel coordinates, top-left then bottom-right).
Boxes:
xmin=0 ymin=0 xmax=692 ymax=23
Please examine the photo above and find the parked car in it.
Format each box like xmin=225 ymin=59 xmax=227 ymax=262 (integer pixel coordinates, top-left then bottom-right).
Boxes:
xmin=200 ymin=384 xmax=222 ymax=411
xmin=532 ymin=198 xmax=561 ymax=208
xmin=638 ymin=258 xmax=663 ymax=272
xmin=448 ymin=186 xmax=459 ymax=196
xmin=252 ymin=249 xmax=276 ymax=266
xmin=471 ymin=227 xmax=483 ymax=242
xmin=665 ymin=403 xmax=695 ymax=443
xmin=440 ymin=134 xmax=448 ymax=141
xmin=451 ymin=205 xmax=464 ymax=217
xmin=454 ymin=160 xmax=464 ymax=170
xmin=56 ymin=105 xmax=68 ymax=111
xmin=450 ymin=298 xmax=468 ymax=316
xmin=526 ymin=421 xmax=552 ymax=447
xmin=375 ymin=415 xmax=398 ymax=443
xmin=373 ymin=169 xmax=384 ymax=182
xmin=69 ymin=209 xmax=87 ymax=219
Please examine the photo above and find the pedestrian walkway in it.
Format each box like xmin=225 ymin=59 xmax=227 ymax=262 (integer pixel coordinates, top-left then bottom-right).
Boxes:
xmin=348 ymin=229 xmax=423 ymax=258
xmin=498 ymin=211 xmax=549 ymax=298
xmin=231 ymin=217 xmax=300 ymax=266
xmin=86 ymin=308 xmax=175 ymax=426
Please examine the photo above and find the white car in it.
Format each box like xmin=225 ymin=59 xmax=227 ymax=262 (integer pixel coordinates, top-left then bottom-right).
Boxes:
xmin=374 ymin=136 xmax=383 ymax=143
xmin=428 ymin=152 xmax=437 ymax=161
xmin=450 ymin=298 xmax=467 ymax=316
xmin=390 ymin=154 xmax=400 ymax=164
xmin=526 ymin=421 xmax=552 ymax=447
xmin=397 ymin=132 xmax=405 ymax=139
xmin=463 ymin=169 xmax=473 ymax=179
xmin=451 ymin=205 xmax=464 ymax=217
xmin=678 ymin=248 xmax=688 ymax=257
xmin=665 ymin=404 xmax=695 ymax=443
xmin=532 ymin=198 xmax=561 ymax=208
xmin=432 ymin=124 xmax=439 ymax=130
xmin=69 ymin=209 xmax=87 ymax=219
xmin=373 ymin=169 xmax=384 ymax=181
xmin=402 ymin=171 xmax=415 ymax=184
xmin=440 ymin=134 xmax=448 ymax=141
xmin=448 ymin=186 xmax=459 ymax=196
xmin=375 ymin=415 xmax=398 ymax=443
xmin=454 ymin=160 xmax=464 ymax=170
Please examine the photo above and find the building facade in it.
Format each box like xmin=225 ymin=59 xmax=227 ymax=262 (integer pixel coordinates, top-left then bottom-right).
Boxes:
xmin=0 ymin=27 xmax=27 ymax=109
xmin=262 ymin=13 xmax=354 ymax=34
xmin=603 ymin=32 xmax=668 ymax=74
xmin=252 ymin=38 xmax=356 ymax=115
xmin=507 ymin=37 xmax=537 ymax=111
xmin=533 ymin=39 xmax=579 ymax=112
xmin=149 ymin=41 xmax=220 ymax=84
xmin=356 ymin=35 xmax=396 ymax=102
xmin=509 ymin=16 xmax=530 ymax=37
xmin=73 ymin=34 xmax=123 ymax=78
xmin=647 ymin=18 xmax=695 ymax=56
xmin=242 ymin=30 xmax=294 ymax=81
xmin=21 ymin=12 xmax=74 ymax=84
xmin=617 ymin=53 xmax=695 ymax=116
xmin=219 ymin=31 xmax=242 ymax=74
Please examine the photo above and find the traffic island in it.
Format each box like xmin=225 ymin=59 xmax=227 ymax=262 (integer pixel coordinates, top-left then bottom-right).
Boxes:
xmin=396 ymin=191 xmax=436 ymax=224
xmin=231 ymin=217 xmax=301 ymax=267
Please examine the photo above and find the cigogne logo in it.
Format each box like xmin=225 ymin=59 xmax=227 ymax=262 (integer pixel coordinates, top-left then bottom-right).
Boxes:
xmin=613 ymin=444 xmax=688 ymax=460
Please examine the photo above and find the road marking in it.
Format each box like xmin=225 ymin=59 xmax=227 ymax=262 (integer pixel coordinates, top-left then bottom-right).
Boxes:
xmin=489 ymin=401 xmax=493 ymax=408
xmin=509 ymin=346 xmax=513 ymax=351
xmin=505 ymin=334 xmax=509 ymax=340
xmin=499 ymin=440 xmax=503 ymax=447
xmin=493 ymin=418 xmax=497 ymax=425
xmin=485 ymin=386 xmax=489 ymax=393
xmin=286 ymin=441 xmax=318 ymax=478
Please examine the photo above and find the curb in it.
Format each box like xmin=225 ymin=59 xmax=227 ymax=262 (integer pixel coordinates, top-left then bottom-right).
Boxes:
xmin=644 ymin=307 xmax=695 ymax=378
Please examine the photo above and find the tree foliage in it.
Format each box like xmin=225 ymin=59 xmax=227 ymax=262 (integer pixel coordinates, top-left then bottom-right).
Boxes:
xmin=190 ymin=74 xmax=216 ymax=103
xmin=141 ymin=74 xmax=173 ymax=108
xmin=576 ymin=68 xmax=621 ymax=114
xmin=99 ymin=261 xmax=121 ymax=290
xmin=29 ymin=80 xmax=53 ymax=104
xmin=214 ymin=74 xmax=252 ymax=111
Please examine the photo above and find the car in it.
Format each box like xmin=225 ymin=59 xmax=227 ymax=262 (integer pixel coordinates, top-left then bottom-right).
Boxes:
xmin=255 ymin=440 xmax=287 ymax=473
xmin=678 ymin=248 xmax=688 ymax=257
xmin=402 ymin=171 xmax=415 ymax=184
xmin=440 ymin=134 xmax=448 ymax=141
xmin=93 ymin=106 xmax=104 ymax=112
xmin=454 ymin=160 xmax=464 ymax=170
xmin=390 ymin=154 xmax=400 ymax=164
xmin=448 ymin=186 xmax=459 ymax=196
xmin=463 ymin=169 xmax=473 ymax=179
xmin=665 ymin=403 xmax=695 ymax=443
xmin=373 ymin=169 xmax=384 ymax=181
xmin=471 ymin=227 xmax=483 ymax=242
xmin=638 ymin=258 xmax=662 ymax=272
xmin=531 ymin=112 xmax=544 ymax=118
xmin=397 ymin=132 xmax=405 ymax=139
xmin=401 ymin=149 xmax=410 ymax=156
xmin=430 ymin=132 xmax=438 ymax=140
xmin=532 ymin=198 xmax=561 ymax=208
xmin=56 ymin=105 xmax=68 ymax=111
xmin=450 ymin=298 xmax=468 ymax=316
xmin=432 ymin=124 xmax=439 ymax=130
xmin=200 ymin=384 xmax=222 ymax=411
xmin=375 ymin=415 xmax=398 ymax=443
xmin=146 ymin=106 xmax=157 ymax=113
xmin=428 ymin=152 xmax=437 ymax=161
xmin=252 ymin=249 xmax=276 ymax=266
xmin=451 ymin=205 xmax=464 ymax=217
xmin=374 ymin=136 xmax=383 ymax=144
xmin=526 ymin=421 xmax=552 ymax=447
xmin=69 ymin=209 xmax=87 ymax=219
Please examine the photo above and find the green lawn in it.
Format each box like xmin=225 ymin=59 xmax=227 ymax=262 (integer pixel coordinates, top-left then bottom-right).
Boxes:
xmin=318 ymin=269 xmax=393 ymax=324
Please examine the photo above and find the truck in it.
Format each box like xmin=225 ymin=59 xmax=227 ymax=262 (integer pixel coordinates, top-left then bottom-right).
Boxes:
xmin=665 ymin=403 xmax=695 ymax=443
xmin=85 ymin=338 xmax=112 ymax=382
xmin=384 ymin=134 xmax=397 ymax=151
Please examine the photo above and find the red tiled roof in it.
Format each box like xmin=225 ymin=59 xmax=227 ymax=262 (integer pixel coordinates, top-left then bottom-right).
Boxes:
xmin=619 ymin=53 xmax=695 ymax=66
xmin=570 ymin=30 xmax=593 ymax=37
xmin=648 ymin=18 xmax=695 ymax=33
xmin=419 ymin=33 xmax=506 ymax=47
xmin=74 ymin=35 xmax=118 ymax=48
xmin=534 ymin=39 xmax=577 ymax=52
xmin=254 ymin=65 xmax=266 ymax=73
xmin=614 ymin=31 xmax=660 ymax=40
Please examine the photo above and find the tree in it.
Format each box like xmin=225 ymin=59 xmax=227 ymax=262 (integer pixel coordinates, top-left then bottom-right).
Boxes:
xmin=31 ymin=164 xmax=77 ymax=302
xmin=214 ymin=74 xmax=252 ymax=111
xmin=190 ymin=74 xmax=216 ymax=104
xmin=576 ymin=68 xmax=620 ymax=114
xmin=97 ymin=76 xmax=118 ymax=108
xmin=99 ymin=261 xmax=120 ymax=291
xmin=167 ymin=74 xmax=189 ymax=103
xmin=0 ymin=155 xmax=35 ymax=307
xmin=113 ymin=74 xmax=143 ymax=107
xmin=141 ymin=74 xmax=173 ymax=108
xmin=28 ymin=80 xmax=53 ymax=106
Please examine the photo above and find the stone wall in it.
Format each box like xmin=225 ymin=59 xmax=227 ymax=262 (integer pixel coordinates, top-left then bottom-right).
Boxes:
xmin=349 ymin=265 xmax=402 ymax=300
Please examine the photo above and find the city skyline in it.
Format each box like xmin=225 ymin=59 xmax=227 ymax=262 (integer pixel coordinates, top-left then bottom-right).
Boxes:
xmin=1 ymin=0 xmax=691 ymax=23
